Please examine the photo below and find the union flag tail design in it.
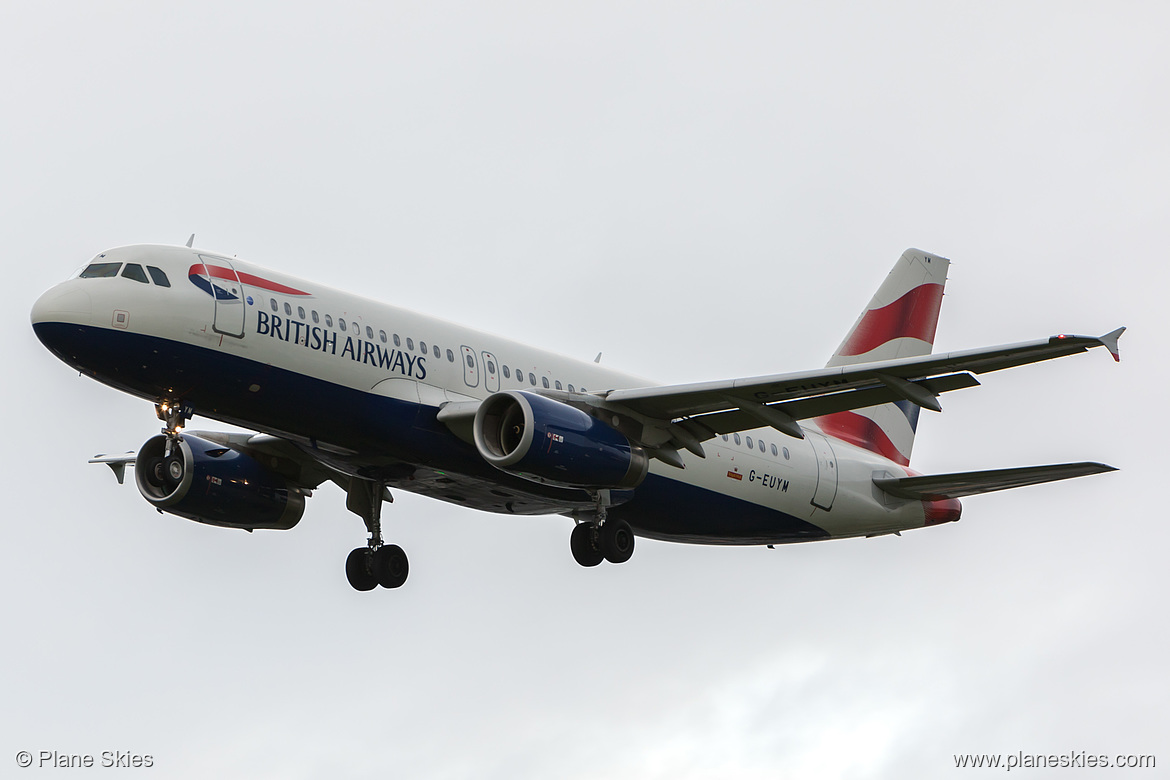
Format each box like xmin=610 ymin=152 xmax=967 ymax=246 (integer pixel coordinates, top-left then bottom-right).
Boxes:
xmin=813 ymin=249 xmax=950 ymax=466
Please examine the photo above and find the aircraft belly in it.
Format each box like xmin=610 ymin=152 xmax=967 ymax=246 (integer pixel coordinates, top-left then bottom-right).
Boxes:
xmin=611 ymin=473 xmax=829 ymax=544
xmin=34 ymin=322 xmax=906 ymax=543
xmin=34 ymin=322 xmax=601 ymax=506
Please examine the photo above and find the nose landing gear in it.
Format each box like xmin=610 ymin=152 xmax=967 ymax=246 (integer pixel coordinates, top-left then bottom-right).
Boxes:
xmin=155 ymin=401 xmax=193 ymax=450
xmin=143 ymin=400 xmax=194 ymax=489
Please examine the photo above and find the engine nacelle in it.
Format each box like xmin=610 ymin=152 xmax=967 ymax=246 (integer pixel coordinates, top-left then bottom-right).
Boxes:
xmin=473 ymin=391 xmax=648 ymax=489
xmin=134 ymin=434 xmax=306 ymax=530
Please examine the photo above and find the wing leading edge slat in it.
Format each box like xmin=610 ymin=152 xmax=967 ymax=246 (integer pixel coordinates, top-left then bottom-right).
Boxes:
xmin=603 ymin=330 xmax=1122 ymax=426
xmin=689 ymin=372 xmax=980 ymax=436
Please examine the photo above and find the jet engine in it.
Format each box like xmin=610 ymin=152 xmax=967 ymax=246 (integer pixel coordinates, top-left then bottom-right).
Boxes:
xmin=134 ymin=434 xmax=306 ymax=530
xmin=473 ymin=390 xmax=648 ymax=489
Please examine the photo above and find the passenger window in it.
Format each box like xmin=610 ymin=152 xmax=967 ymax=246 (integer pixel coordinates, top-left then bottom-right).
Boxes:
xmin=299 ymin=306 xmax=306 ymax=320
xmin=121 ymin=263 xmax=149 ymax=283
xmin=722 ymin=434 xmax=730 ymax=442
xmin=339 ymin=318 xmax=347 ymax=330
xmin=733 ymin=433 xmax=741 ymax=446
xmin=433 ymin=345 xmax=440 ymax=358
xmin=542 ymin=377 xmax=550 ymax=389
xmin=487 ymin=360 xmax=496 ymax=374
xmin=770 ymin=443 xmax=778 ymax=456
xmin=394 ymin=334 xmax=401 ymax=347
xmin=746 ymin=436 xmax=753 ymax=449
xmin=465 ymin=354 xmax=474 ymax=369
xmin=352 ymin=321 xmax=360 ymax=334
xmin=758 ymin=439 xmax=765 ymax=453
xmin=518 ymin=373 xmax=525 ymax=385
xmin=446 ymin=349 xmax=455 ymax=362
xmin=80 ymin=262 xmax=121 ymax=278
xmin=270 ymin=299 xmax=278 ymax=312
xmin=783 ymin=447 xmax=790 ymax=460
xmin=555 ymin=380 xmax=563 ymax=390
xmin=567 ymin=384 xmax=574 ymax=392
xmin=146 ymin=266 xmax=171 ymax=287
xmin=312 ymin=310 xmax=320 ymax=324
xmin=529 ymin=373 xmax=536 ymax=386
xmin=420 ymin=341 xmax=428 ymax=354
xmin=379 ymin=330 xmax=387 ymax=343
xmin=284 ymin=302 xmax=292 ymax=316
xmin=407 ymin=338 xmax=414 ymax=351
xmin=502 ymin=365 xmax=510 ymax=379
xmin=325 ymin=315 xmax=333 ymax=328
xmin=366 ymin=326 xmax=373 ymax=339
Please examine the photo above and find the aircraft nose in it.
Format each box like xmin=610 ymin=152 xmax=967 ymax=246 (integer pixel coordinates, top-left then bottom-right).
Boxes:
xmin=31 ymin=284 xmax=93 ymax=361
xmin=31 ymin=283 xmax=92 ymax=327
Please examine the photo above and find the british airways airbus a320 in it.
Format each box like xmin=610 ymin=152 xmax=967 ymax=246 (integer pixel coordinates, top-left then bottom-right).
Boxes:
xmin=31 ymin=240 xmax=1122 ymax=591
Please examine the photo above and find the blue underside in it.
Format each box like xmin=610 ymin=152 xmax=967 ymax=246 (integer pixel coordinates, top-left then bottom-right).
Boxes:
xmin=34 ymin=322 xmax=829 ymax=544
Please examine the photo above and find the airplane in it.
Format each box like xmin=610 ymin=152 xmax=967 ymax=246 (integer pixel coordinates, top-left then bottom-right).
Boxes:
xmin=31 ymin=241 xmax=1123 ymax=591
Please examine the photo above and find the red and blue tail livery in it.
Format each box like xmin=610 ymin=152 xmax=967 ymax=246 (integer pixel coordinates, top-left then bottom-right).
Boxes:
xmin=32 ymin=242 xmax=1121 ymax=591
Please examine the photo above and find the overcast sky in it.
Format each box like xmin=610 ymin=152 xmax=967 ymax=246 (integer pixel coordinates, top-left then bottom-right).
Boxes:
xmin=3 ymin=2 xmax=1167 ymax=778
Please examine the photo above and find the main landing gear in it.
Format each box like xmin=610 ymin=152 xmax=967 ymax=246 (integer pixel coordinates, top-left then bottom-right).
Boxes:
xmin=344 ymin=479 xmax=408 ymax=591
xmin=570 ymin=490 xmax=635 ymax=567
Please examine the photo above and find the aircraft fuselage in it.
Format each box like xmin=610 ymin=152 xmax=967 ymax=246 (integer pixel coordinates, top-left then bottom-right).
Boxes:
xmin=32 ymin=243 xmax=947 ymax=546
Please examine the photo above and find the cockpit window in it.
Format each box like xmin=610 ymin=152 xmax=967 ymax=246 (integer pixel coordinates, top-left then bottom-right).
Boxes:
xmin=146 ymin=266 xmax=171 ymax=287
xmin=122 ymin=263 xmax=149 ymax=283
xmin=80 ymin=262 xmax=122 ymax=278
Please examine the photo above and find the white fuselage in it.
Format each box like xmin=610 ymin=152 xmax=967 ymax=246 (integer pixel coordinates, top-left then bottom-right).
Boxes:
xmin=32 ymin=244 xmax=943 ymax=544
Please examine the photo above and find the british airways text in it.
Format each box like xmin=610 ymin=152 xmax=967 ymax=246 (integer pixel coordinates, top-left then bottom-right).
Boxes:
xmin=255 ymin=311 xmax=427 ymax=379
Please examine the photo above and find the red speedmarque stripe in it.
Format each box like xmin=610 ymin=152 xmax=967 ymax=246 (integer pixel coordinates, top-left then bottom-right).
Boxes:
xmin=189 ymin=264 xmax=310 ymax=296
xmin=838 ymin=283 xmax=944 ymax=356
xmin=817 ymin=410 xmax=910 ymax=466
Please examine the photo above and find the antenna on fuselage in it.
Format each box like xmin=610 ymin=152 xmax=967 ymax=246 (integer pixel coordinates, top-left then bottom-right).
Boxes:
xmin=594 ymin=352 xmax=602 ymax=364
xmin=186 ymin=233 xmax=195 ymax=248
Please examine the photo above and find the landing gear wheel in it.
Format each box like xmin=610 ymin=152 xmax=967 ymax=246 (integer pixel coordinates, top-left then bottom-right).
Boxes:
xmin=163 ymin=455 xmax=185 ymax=487
xmin=345 ymin=548 xmax=378 ymax=591
xmin=601 ymin=519 xmax=635 ymax=564
xmin=570 ymin=523 xmax=604 ymax=567
xmin=373 ymin=544 xmax=409 ymax=589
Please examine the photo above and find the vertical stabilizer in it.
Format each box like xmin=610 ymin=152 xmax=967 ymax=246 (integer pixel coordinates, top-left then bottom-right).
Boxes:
xmin=814 ymin=249 xmax=950 ymax=465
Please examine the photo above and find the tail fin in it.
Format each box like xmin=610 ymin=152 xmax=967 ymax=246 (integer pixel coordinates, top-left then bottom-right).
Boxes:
xmin=814 ymin=249 xmax=950 ymax=465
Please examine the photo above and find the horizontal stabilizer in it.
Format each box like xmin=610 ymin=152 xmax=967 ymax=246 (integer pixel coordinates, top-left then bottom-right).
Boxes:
xmin=874 ymin=462 xmax=1117 ymax=500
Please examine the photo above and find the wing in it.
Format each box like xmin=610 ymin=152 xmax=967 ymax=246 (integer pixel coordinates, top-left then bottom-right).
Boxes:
xmin=90 ymin=431 xmax=341 ymax=490
xmin=598 ymin=329 xmax=1124 ymax=446
xmin=89 ymin=452 xmax=137 ymax=484
xmin=873 ymin=462 xmax=1118 ymax=500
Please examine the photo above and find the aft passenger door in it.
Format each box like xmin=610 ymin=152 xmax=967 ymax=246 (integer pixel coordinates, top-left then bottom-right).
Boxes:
xmin=808 ymin=432 xmax=838 ymax=511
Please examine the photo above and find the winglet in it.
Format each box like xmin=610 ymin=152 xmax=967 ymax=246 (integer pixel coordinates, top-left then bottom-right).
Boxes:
xmin=1098 ymin=326 xmax=1125 ymax=362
